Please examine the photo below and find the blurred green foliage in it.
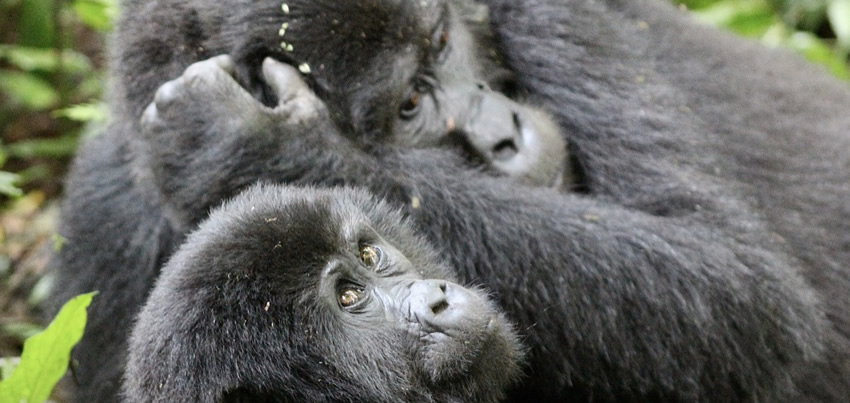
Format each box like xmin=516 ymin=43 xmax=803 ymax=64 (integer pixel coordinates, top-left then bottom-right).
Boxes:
xmin=676 ymin=0 xmax=850 ymax=78
xmin=0 ymin=0 xmax=115 ymax=198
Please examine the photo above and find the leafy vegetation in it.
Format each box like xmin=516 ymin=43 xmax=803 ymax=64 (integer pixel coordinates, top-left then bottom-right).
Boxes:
xmin=676 ymin=0 xmax=850 ymax=78
xmin=1 ymin=0 xmax=115 ymax=199
xmin=0 ymin=292 xmax=95 ymax=403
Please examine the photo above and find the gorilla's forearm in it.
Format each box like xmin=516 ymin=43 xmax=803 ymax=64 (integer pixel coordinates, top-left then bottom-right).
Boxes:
xmin=378 ymin=149 xmax=824 ymax=400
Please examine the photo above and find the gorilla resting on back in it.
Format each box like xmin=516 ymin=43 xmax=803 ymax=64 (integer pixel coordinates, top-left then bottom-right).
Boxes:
xmin=49 ymin=0 xmax=850 ymax=401
xmin=124 ymin=184 xmax=523 ymax=402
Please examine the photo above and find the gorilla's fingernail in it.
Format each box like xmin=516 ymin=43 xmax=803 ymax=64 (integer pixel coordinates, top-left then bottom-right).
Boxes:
xmin=447 ymin=117 xmax=456 ymax=131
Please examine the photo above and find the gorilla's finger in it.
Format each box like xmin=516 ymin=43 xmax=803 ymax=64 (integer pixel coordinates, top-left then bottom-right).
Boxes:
xmin=184 ymin=54 xmax=236 ymax=78
xmin=152 ymin=79 xmax=181 ymax=110
xmin=262 ymin=57 xmax=312 ymax=105
xmin=140 ymin=103 xmax=165 ymax=133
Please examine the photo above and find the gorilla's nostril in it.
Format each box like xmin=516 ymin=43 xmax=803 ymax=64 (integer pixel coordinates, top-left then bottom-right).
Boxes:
xmin=512 ymin=112 xmax=521 ymax=130
xmin=431 ymin=299 xmax=449 ymax=315
xmin=476 ymin=81 xmax=487 ymax=90
xmin=493 ymin=140 xmax=518 ymax=161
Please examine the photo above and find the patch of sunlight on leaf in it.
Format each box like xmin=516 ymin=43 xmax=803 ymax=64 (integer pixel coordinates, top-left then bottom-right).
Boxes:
xmin=828 ymin=0 xmax=850 ymax=52
xmin=0 ymin=172 xmax=23 ymax=198
xmin=52 ymin=102 xmax=108 ymax=122
xmin=72 ymin=0 xmax=119 ymax=32
xmin=787 ymin=31 xmax=850 ymax=78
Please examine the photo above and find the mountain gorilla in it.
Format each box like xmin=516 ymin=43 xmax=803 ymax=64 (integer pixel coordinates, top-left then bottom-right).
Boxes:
xmin=124 ymin=184 xmax=523 ymax=402
xmin=48 ymin=0 xmax=850 ymax=402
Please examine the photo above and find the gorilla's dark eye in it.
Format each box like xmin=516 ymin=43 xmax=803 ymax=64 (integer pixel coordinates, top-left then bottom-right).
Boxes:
xmin=339 ymin=287 xmax=364 ymax=308
xmin=439 ymin=29 xmax=449 ymax=51
xmin=359 ymin=245 xmax=382 ymax=269
xmin=399 ymin=91 xmax=422 ymax=118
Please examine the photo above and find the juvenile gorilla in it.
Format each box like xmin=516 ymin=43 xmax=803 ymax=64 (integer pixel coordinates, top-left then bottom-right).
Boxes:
xmin=125 ymin=184 xmax=523 ymax=402
xmin=50 ymin=0 xmax=850 ymax=402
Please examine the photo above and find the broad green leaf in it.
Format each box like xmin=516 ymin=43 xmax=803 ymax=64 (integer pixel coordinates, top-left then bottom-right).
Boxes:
xmin=0 ymin=71 xmax=59 ymax=110
xmin=0 ymin=45 xmax=93 ymax=73
xmin=0 ymin=171 xmax=23 ymax=197
xmin=828 ymin=0 xmax=850 ymax=51
xmin=0 ymin=292 xmax=96 ymax=403
xmin=52 ymin=102 xmax=108 ymax=122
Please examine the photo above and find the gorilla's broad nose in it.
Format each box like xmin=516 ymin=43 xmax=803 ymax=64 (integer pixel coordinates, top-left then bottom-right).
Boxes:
xmin=410 ymin=279 xmax=450 ymax=320
xmin=459 ymin=91 xmax=522 ymax=163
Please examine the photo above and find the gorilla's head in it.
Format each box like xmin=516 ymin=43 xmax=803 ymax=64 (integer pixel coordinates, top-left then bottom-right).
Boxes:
xmin=125 ymin=184 xmax=524 ymax=402
xmin=228 ymin=0 xmax=569 ymax=189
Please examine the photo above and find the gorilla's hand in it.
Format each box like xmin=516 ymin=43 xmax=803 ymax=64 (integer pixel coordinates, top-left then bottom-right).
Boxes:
xmin=141 ymin=55 xmax=323 ymax=146
xmin=137 ymin=54 xmax=344 ymax=227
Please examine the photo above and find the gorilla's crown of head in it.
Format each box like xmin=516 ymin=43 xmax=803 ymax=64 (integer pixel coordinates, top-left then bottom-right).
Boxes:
xmin=229 ymin=0 xmax=443 ymax=89
xmin=223 ymin=0 xmax=451 ymax=136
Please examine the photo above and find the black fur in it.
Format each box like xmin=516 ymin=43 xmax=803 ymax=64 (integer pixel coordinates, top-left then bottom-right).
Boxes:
xmin=123 ymin=183 xmax=523 ymax=402
xmin=48 ymin=0 xmax=850 ymax=401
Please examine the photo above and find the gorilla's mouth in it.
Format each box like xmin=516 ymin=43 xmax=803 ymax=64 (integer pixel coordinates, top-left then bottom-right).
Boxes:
xmin=419 ymin=314 xmax=508 ymax=383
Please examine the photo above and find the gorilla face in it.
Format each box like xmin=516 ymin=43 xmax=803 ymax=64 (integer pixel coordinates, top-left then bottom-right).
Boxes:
xmin=230 ymin=0 xmax=568 ymax=188
xmin=125 ymin=184 xmax=523 ymax=402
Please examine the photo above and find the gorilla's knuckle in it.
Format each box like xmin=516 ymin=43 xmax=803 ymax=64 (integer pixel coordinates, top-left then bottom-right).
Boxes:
xmin=182 ymin=62 xmax=224 ymax=88
xmin=140 ymin=103 xmax=162 ymax=131
xmin=153 ymin=79 xmax=181 ymax=109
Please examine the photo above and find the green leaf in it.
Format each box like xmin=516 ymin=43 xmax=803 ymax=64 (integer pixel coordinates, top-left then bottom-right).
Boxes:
xmin=0 ymin=171 xmax=23 ymax=197
xmin=0 ymin=292 xmax=96 ymax=403
xmin=828 ymin=0 xmax=850 ymax=51
xmin=690 ymin=0 xmax=777 ymax=36
xmin=0 ymin=71 xmax=59 ymax=110
xmin=72 ymin=0 xmax=118 ymax=31
xmin=52 ymin=102 xmax=108 ymax=122
xmin=725 ymin=10 xmax=777 ymax=36
xmin=786 ymin=31 xmax=850 ymax=78
xmin=7 ymin=134 xmax=80 ymax=159
xmin=0 ymin=45 xmax=93 ymax=73
xmin=18 ymin=0 xmax=55 ymax=48
xmin=673 ymin=0 xmax=721 ymax=10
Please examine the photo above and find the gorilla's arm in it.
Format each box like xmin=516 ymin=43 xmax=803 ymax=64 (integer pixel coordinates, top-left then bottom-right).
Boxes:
xmin=392 ymin=151 xmax=823 ymax=401
xmin=140 ymin=55 xmax=824 ymax=401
